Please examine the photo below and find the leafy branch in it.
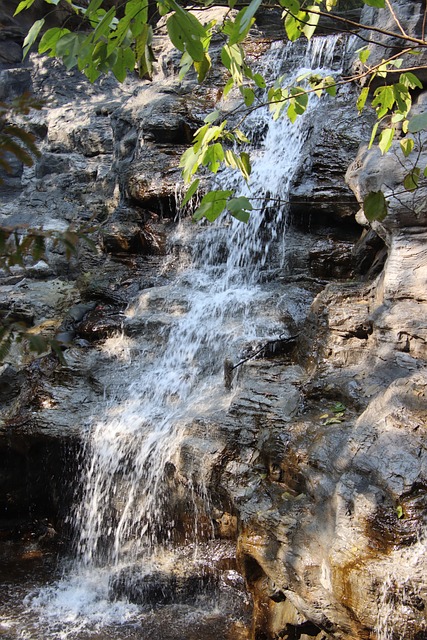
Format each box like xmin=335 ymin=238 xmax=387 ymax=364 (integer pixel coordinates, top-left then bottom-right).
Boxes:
xmin=14 ymin=0 xmax=427 ymax=224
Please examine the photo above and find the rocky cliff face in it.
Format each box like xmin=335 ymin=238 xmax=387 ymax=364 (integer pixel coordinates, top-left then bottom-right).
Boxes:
xmin=0 ymin=3 xmax=426 ymax=640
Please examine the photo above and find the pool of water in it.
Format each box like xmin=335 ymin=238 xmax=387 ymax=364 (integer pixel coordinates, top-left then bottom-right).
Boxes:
xmin=0 ymin=539 xmax=251 ymax=640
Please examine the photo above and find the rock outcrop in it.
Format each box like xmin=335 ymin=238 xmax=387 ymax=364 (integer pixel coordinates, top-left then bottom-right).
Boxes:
xmin=0 ymin=2 xmax=426 ymax=640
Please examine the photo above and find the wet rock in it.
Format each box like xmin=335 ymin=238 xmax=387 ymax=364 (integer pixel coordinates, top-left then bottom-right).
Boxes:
xmin=308 ymin=238 xmax=355 ymax=280
xmin=76 ymin=304 xmax=124 ymax=340
xmin=0 ymin=68 xmax=32 ymax=100
xmin=35 ymin=153 xmax=72 ymax=179
xmin=110 ymin=568 xmax=217 ymax=606
xmin=102 ymin=222 xmax=166 ymax=256
xmin=289 ymin=89 xmax=375 ymax=221
xmin=351 ymin=228 xmax=386 ymax=277
xmin=0 ymin=364 xmax=25 ymax=402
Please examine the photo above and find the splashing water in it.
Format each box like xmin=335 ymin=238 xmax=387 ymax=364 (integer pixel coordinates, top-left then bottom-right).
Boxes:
xmin=9 ymin=34 xmax=350 ymax=638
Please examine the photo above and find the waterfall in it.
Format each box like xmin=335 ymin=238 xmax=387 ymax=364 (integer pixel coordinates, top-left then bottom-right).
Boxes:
xmin=74 ymin=34 xmax=347 ymax=569
xmin=20 ymin=33 xmax=349 ymax=636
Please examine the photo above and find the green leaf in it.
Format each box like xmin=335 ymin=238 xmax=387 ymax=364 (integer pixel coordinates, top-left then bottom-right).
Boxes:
xmin=179 ymin=146 xmax=203 ymax=183
xmin=399 ymin=72 xmax=423 ymax=90
xmin=393 ymin=83 xmax=411 ymax=116
xmin=408 ymin=111 xmax=427 ymax=133
xmin=362 ymin=0 xmax=385 ymax=6
xmin=332 ymin=402 xmax=346 ymax=413
xmin=23 ymin=18 xmax=45 ymax=59
xmin=221 ymin=43 xmax=244 ymax=85
xmin=112 ymin=47 xmax=136 ymax=82
xmin=136 ymin=24 xmax=155 ymax=79
xmin=378 ymin=127 xmax=394 ymax=154
xmin=224 ymin=11 xmax=255 ymax=46
xmin=166 ymin=6 xmax=206 ymax=62
xmin=239 ymin=0 xmax=262 ymax=34
xmin=293 ymin=87 xmax=308 ymax=113
xmin=287 ymin=102 xmax=298 ymax=123
xmin=227 ymin=196 xmax=253 ymax=222
xmin=358 ymin=48 xmax=370 ymax=64
xmin=55 ymin=32 xmax=85 ymax=70
xmin=287 ymin=86 xmax=308 ymax=122
xmin=234 ymin=129 xmax=250 ymax=144
xmin=357 ymin=87 xmax=369 ymax=113
xmin=396 ymin=505 xmax=404 ymax=519
xmin=302 ymin=5 xmax=319 ymax=40
xmin=92 ymin=6 xmax=117 ymax=40
xmin=204 ymin=109 xmax=221 ymax=124
xmin=14 ymin=0 xmax=36 ymax=15
xmin=363 ymin=191 xmax=388 ymax=222
xmin=202 ymin=142 xmax=225 ymax=173
xmin=400 ymin=138 xmax=414 ymax=157
xmin=368 ymin=121 xmax=379 ymax=148
xmin=239 ymin=151 xmax=251 ymax=180
xmin=284 ymin=10 xmax=306 ymax=42
xmin=125 ymin=0 xmax=148 ymax=34
xmin=193 ymin=122 xmax=226 ymax=153
xmin=372 ymin=85 xmax=395 ymax=118
xmin=38 ymin=27 xmax=71 ymax=55
xmin=195 ymin=52 xmax=211 ymax=83
xmin=253 ymin=73 xmax=266 ymax=89
xmin=241 ymin=86 xmax=255 ymax=107
xmin=223 ymin=77 xmax=234 ymax=98
xmin=193 ymin=189 xmax=233 ymax=222
xmin=324 ymin=76 xmax=337 ymax=97
xmin=403 ymin=167 xmax=421 ymax=191
xmin=181 ymin=179 xmax=200 ymax=207
xmin=84 ymin=0 xmax=105 ymax=19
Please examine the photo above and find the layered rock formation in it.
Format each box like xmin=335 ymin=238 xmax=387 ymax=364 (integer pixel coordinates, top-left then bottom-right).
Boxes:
xmin=0 ymin=2 xmax=426 ymax=640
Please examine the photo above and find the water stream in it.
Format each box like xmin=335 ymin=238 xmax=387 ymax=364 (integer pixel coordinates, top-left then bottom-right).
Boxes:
xmin=0 ymin=34 xmax=349 ymax=640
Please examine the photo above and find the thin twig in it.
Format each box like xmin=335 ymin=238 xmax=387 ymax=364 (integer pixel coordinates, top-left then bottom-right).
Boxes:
xmin=284 ymin=5 xmax=427 ymax=47
xmin=423 ymin=1 xmax=427 ymax=41
xmin=229 ymin=47 xmax=415 ymax=130
xmin=231 ymin=332 xmax=300 ymax=371
xmin=385 ymin=0 xmax=408 ymax=38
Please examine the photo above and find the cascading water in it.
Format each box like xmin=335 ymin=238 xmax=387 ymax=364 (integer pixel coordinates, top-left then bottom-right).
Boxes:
xmin=1 ymin=34 xmax=350 ymax=640
xmin=73 ymin=34 xmax=348 ymax=570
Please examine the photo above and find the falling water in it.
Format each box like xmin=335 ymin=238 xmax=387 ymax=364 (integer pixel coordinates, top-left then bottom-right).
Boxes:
xmin=2 ymin=34 xmax=350 ymax=639
xmin=73 ymin=34 xmax=349 ymax=571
